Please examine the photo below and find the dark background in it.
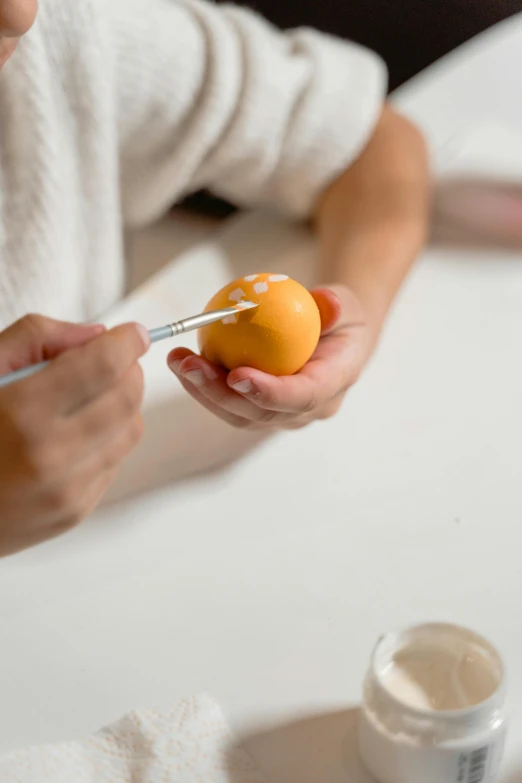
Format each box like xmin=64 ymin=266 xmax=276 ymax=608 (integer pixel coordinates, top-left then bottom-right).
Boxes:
xmin=183 ymin=0 xmax=522 ymax=216
xmin=218 ymin=0 xmax=522 ymax=91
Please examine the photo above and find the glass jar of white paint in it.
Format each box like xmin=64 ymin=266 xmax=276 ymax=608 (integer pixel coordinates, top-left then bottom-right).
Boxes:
xmin=358 ymin=623 xmax=507 ymax=783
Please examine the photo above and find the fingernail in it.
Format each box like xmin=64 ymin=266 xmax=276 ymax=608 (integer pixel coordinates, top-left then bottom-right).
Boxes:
xmin=201 ymin=363 xmax=218 ymax=380
xmin=135 ymin=323 xmax=150 ymax=351
xmin=231 ymin=379 xmax=254 ymax=394
xmin=168 ymin=359 xmax=181 ymax=374
xmin=182 ymin=369 xmax=205 ymax=387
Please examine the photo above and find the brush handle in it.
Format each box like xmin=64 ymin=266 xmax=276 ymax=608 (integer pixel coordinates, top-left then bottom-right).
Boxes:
xmin=148 ymin=325 xmax=175 ymax=343
xmin=0 ymin=325 xmax=173 ymax=390
xmin=0 ymin=303 xmax=254 ymax=390
xmin=0 ymin=361 xmax=49 ymax=389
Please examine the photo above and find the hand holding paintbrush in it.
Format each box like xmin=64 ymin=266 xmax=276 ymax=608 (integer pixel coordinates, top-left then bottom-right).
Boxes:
xmin=0 ymin=302 xmax=257 ymax=556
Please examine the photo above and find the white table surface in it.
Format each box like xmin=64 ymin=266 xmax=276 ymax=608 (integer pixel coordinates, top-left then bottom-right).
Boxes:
xmin=2 ymin=14 xmax=522 ymax=783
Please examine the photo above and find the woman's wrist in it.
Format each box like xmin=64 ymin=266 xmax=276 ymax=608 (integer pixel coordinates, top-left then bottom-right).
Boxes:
xmin=328 ymin=213 xmax=428 ymax=325
xmin=315 ymin=106 xmax=430 ymax=329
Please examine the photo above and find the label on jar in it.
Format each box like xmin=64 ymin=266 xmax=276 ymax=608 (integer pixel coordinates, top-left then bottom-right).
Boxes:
xmin=359 ymin=708 xmax=508 ymax=783
xmin=453 ymin=736 xmax=506 ymax=783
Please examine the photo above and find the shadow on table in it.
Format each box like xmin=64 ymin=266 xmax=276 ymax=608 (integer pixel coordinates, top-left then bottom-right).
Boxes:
xmin=432 ymin=178 xmax=522 ymax=251
xmin=227 ymin=708 xmax=377 ymax=783
xmin=105 ymin=392 xmax=269 ymax=503
xmin=229 ymin=708 xmax=521 ymax=783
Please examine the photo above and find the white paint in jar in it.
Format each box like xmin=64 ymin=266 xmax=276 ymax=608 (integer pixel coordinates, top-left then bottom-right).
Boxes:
xmin=358 ymin=623 xmax=507 ymax=783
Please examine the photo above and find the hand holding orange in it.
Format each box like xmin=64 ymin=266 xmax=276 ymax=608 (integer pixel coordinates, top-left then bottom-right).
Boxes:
xmin=168 ymin=281 xmax=375 ymax=432
xmin=198 ymin=273 xmax=321 ymax=376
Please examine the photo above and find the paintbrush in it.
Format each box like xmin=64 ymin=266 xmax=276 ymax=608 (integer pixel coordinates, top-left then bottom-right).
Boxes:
xmin=0 ymin=301 xmax=258 ymax=389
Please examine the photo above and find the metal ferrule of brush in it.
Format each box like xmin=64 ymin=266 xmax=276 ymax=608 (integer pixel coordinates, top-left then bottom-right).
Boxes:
xmin=148 ymin=306 xmax=255 ymax=344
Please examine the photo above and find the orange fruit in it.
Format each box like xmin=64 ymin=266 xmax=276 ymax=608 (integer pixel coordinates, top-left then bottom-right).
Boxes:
xmin=198 ymin=273 xmax=321 ymax=375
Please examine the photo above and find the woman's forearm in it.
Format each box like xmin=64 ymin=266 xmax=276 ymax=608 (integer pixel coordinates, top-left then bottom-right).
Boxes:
xmin=314 ymin=105 xmax=430 ymax=325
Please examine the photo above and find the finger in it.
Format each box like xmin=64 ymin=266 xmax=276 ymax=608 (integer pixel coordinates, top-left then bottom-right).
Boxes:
xmin=173 ymin=360 xmax=299 ymax=428
xmin=167 ymin=346 xmax=198 ymax=370
xmin=45 ymin=462 xmax=122 ymax=536
xmin=168 ymin=349 xmax=251 ymax=428
xmin=37 ymin=323 xmax=150 ymax=414
xmin=73 ymin=467 xmax=120 ymax=523
xmin=68 ymin=363 xmax=145 ymax=456
xmin=47 ymin=467 xmax=120 ymax=536
xmin=227 ymin=332 xmax=353 ymax=414
xmin=170 ymin=351 xmax=278 ymax=425
xmin=0 ymin=314 xmax=105 ymax=374
xmin=56 ymin=415 xmax=144 ymax=520
xmin=90 ymin=413 xmax=144 ymax=473
xmin=40 ymin=411 xmax=142 ymax=531
xmin=177 ymin=373 xmax=251 ymax=428
xmin=0 ymin=0 xmax=38 ymax=37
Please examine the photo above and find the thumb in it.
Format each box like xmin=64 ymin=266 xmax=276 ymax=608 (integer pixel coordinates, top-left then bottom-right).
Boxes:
xmin=311 ymin=285 xmax=370 ymax=336
xmin=0 ymin=314 xmax=105 ymax=374
xmin=311 ymin=285 xmax=357 ymax=335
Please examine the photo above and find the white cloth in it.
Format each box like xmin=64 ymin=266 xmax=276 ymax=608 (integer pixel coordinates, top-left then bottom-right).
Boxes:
xmin=0 ymin=693 xmax=265 ymax=782
xmin=0 ymin=0 xmax=386 ymax=328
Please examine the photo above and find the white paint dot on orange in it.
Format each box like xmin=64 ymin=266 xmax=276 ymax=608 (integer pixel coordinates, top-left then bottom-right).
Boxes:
xmin=222 ymin=314 xmax=237 ymax=325
xmin=244 ymin=274 xmax=258 ymax=282
xmin=268 ymin=274 xmax=288 ymax=282
xmin=253 ymin=281 xmax=269 ymax=294
xmin=228 ymin=287 xmax=246 ymax=302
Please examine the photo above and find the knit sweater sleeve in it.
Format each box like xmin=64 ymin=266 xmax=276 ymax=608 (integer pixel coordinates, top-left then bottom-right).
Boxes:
xmin=104 ymin=0 xmax=387 ymax=226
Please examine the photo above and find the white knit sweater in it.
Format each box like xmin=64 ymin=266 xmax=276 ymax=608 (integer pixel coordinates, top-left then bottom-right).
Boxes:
xmin=0 ymin=0 xmax=386 ymax=328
